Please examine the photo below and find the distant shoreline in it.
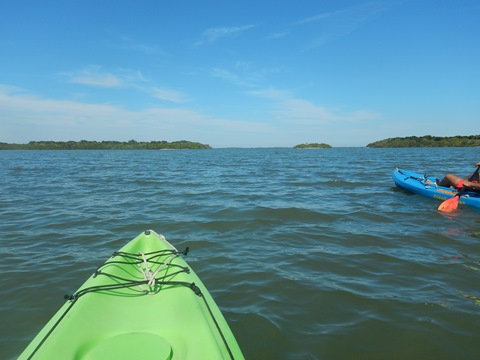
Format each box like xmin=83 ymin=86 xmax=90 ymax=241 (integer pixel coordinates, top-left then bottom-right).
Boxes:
xmin=2 ymin=135 xmax=479 ymax=149
xmin=366 ymin=135 xmax=480 ymax=148
xmin=293 ymin=143 xmax=332 ymax=149
xmin=0 ymin=140 xmax=211 ymax=150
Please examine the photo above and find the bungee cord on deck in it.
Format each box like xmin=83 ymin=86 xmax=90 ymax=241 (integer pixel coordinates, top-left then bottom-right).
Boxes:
xmin=65 ymin=248 xmax=192 ymax=300
xmin=61 ymin=246 xmax=235 ymax=359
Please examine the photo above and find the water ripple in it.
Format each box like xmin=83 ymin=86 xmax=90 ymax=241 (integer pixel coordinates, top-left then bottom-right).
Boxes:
xmin=1 ymin=148 xmax=480 ymax=359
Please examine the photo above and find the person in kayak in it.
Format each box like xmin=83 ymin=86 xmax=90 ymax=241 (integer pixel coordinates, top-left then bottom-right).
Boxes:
xmin=437 ymin=162 xmax=480 ymax=192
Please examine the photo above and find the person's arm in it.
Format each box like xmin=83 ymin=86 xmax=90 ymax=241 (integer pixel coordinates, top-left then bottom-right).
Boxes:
xmin=464 ymin=162 xmax=480 ymax=181
xmin=464 ymin=180 xmax=480 ymax=191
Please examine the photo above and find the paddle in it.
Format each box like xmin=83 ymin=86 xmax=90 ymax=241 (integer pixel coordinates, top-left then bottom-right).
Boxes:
xmin=438 ymin=166 xmax=479 ymax=212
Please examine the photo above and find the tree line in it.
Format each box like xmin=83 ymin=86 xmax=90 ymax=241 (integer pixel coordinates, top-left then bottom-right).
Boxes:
xmin=0 ymin=140 xmax=212 ymax=150
xmin=293 ymin=143 xmax=332 ymax=149
xmin=367 ymin=135 xmax=480 ymax=148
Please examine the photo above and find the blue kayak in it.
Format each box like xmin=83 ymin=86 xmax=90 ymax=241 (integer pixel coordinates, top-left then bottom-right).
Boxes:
xmin=392 ymin=168 xmax=480 ymax=210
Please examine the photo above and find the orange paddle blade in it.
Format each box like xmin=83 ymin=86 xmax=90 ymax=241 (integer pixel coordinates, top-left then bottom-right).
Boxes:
xmin=438 ymin=196 xmax=460 ymax=212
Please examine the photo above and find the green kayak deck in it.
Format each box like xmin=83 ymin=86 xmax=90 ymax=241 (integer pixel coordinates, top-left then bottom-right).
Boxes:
xmin=19 ymin=230 xmax=244 ymax=359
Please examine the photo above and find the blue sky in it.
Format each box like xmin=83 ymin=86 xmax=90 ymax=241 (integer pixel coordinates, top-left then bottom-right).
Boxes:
xmin=1 ymin=0 xmax=479 ymax=147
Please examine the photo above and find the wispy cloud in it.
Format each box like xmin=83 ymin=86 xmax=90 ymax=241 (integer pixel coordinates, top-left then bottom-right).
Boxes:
xmin=0 ymin=86 xmax=272 ymax=146
xmin=211 ymin=68 xmax=256 ymax=88
xmin=293 ymin=10 xmax=345 ymax=25
xmin=250 ymin=87 xmax=381 ymax=124
xmin=64 ymin=66 xmax=147 ymax=88
xmin=67 ymin=66 xmax=124 ymax=88
xmin=248 ymin=87 xmax=292 ymax=100
xmin=119 ymin=35 xmax=166 ymax=55
xmin=151 ymin=87 xmax=191 ymax=103
xmin=194 ymin=25 xmax=256 ymax=47
xmin=212 ymin=62 xmax=283 ymax=89
xmin=264 ymin=31 xmax=290 ymax=40
xmin=277 ymin=98 xmax=381 ymax=124
xmin=293 ymin=1 xmax=392 ymax=49
xmin=63 ymin=66 xmax=191 ymax=104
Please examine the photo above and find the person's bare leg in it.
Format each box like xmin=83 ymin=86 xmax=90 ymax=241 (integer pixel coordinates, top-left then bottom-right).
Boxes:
xmin=438 ymin=174 xmax=462 ymax=188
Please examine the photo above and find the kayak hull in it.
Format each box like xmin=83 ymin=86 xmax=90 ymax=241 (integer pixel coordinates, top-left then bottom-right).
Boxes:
xmin=392 ymin=168 xmax=480 ymax=209
xmin=19 ymin=230 xmax=243 ymax=360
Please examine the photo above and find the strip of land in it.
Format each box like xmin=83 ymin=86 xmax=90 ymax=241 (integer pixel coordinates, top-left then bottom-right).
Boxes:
xmin=0 ymin=140 xmax=211 ymax=150
xmin=367 ymin=135 xmax=480 ymax=148
xmin=293 ymin=143 xmax=332 ymax=148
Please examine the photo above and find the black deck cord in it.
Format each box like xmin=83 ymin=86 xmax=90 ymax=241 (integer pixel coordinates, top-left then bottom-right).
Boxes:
xmin=64 ymin=280 xmax=236 ymax=359
xmin=192 ymin=284 xmax=236 ymax=360
xmin=26 ymin=280 xmax=193 ymax=359
xmin=26 ymin=250 xmax=187 ymax=359
xmin=92 ymin=268 xmax=189 ymax=286
xmin=27 ymin=249 xmax=235 ymax=360
xmin=66 ymin=278 xmax=193 ymax=300
xmin=89 ymin=250 xmax=235 ymax=360
xmin=67 ymin=282 xmax=235 ymax=359
xmin=26 ymin=299 xmax=76 ymax=359
xmin=93 ymin=261 xmax=190 ymax=278
xmin=397 ymin=169 xmax=427 ymax=183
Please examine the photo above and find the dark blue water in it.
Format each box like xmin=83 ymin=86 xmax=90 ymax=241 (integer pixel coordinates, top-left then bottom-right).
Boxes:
xmin=1 ymin=148 xmax=480 ymax=359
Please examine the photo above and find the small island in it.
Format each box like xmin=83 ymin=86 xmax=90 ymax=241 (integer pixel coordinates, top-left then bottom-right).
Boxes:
xmin=293 ymin=143 xmax=332 ymax=149
xmin=0 ymin=140 xmax=211 ymax=150
xmin=367 ymin=135 xmax=480 ymax=148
